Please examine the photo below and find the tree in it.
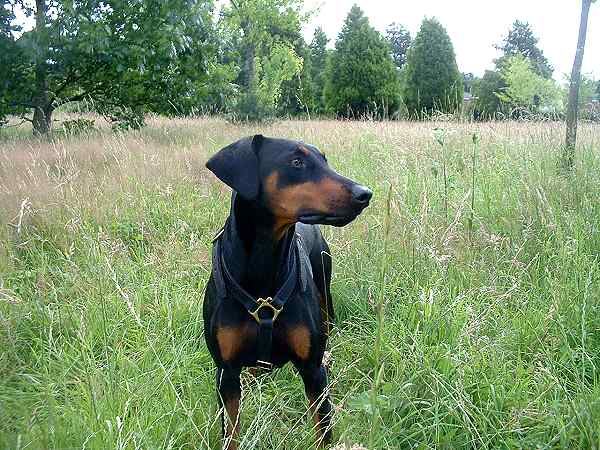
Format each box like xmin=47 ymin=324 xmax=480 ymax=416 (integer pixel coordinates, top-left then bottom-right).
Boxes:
xmin=473 ymin=70 xmax=506 ymax=119
xmin=495 ymin=20 xmax=553 ymax=79
xmin=0 ymin=2 xmax=19 ymax=126
xmin=385 ymin=22 xmax=411 ymax=70
xmin=564 ymin=74 xmax=597 ymax=109
xmin=323 ymin=5 xmax=400 ymax=118
xmin=309 ymin=27 xmax=329 ymax=114
xmin=403 ymin=18 xmax=462 ymax=117
xmin=564 ymin=0 xmax=595 ymax=169
xmin=462 ymin=73 xmax=477 ymax=94
xmin=278 ymin=36 xmax=315 ymax=116
xmin=497 ymin=55 xmax=562 ymax=116
xmin=2 ymin=0 xmax=217 ymax=135
xmin=222 ymin=0 xmax=306 ymax=121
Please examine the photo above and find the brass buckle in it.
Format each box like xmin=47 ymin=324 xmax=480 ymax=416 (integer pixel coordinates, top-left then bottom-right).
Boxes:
xmin=249 ymin=297 xmax=282 ymax=323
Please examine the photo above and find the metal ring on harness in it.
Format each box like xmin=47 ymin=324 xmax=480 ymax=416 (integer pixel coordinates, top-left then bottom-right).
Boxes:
xmin=248 ymin=297 xmax=283 ymax=324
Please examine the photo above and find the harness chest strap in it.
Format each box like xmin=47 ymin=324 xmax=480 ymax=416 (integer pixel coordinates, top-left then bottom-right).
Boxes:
xmin=212 ymin=232 xmax=302 ymax=369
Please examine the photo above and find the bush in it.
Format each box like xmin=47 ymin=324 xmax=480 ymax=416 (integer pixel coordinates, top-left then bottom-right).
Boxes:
xmin=473 ymin=70 xmax=507 ymax=120
xmin=100 ymin=106 xmax=146 ymax=132
xmin=61 ymin=118 xmax=96 ymax=135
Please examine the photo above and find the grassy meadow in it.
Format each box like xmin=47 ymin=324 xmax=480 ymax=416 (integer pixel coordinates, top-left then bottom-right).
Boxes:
xmin=1 ymin=117 xmax=600 ymax=449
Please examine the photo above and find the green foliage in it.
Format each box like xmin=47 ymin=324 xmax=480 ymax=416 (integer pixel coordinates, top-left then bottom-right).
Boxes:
xmin=256 ymin=43 xmax=303 ymax=110
xmin=570 ymin=74 xmax=598 ymax=106
xmin=61 ymin=117 xmax=96 ymax=135
xmin=495 ymin=20 xmax=553 ymax=79
xmin=101 ymin=105 xmax=147 ymax=131
xmin=473 ymin=70 xmax=507 ymax=119
xmin=566 ymin=74 xmax=599 ymax=122
xmin=222 ymin=0 xmax=306 ymax=121
xmin=497 ymin=55 xmax=562 ymax=116
xmin=2 ymin=0 xmax=219 ymax=133
xmin=474 ymin=20 xmax=555 ymax=119
xmin=194 ymin=61 xmax=240 ymax=114
xmin=462 ymin=73 xmax=477 ymax=94
xmin=403 ymin=18 xmax=463 ymax=117
xmin=385 ymin=22 xmax=411 ymax=70
xmin=324 ymin=5 xmax=400 ymax=118
xmin=308 ymin=27 xmax=329 ymax=114
xmin=0 ymin=3 xmax=20 ymax=126
xmin=278 ymin=37 xmax=316 ymax=116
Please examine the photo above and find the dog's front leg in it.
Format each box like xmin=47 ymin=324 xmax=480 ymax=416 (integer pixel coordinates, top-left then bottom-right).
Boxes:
xmin=297 ymin=363 xmax=333 ymax=447
xmin=216 ymin=367 xmax=242 ymax=450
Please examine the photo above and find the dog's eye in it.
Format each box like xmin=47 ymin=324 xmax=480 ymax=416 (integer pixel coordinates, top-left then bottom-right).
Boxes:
xmin=291 ymin=158 xmax=305 ymax=168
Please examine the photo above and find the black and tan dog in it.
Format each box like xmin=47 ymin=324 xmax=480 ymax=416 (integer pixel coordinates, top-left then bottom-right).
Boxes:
xmin=203 ymin=135 xmax=372 ymax=449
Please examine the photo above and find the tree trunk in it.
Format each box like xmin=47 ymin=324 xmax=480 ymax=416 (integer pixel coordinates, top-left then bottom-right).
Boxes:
xmin=240 ymin=17 xmax=255 ymax=91
xmin=32 ymin=0 xmax=52 ymax=135
xmin=32 ymin=105 xmax=53 ymax=135
xmin=563 ymin=0 xmax=592 ymax=169
xmin=243 ymin=41 xmax=256 ymax=90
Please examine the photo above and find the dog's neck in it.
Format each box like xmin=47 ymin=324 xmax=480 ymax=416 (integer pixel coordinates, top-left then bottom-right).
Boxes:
xmin=223 ymin=194 xmax=295 ymax=298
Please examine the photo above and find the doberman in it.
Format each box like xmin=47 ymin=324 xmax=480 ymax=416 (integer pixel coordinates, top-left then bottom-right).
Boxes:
xmin=203 ymin=135 xmax=372 ymax=449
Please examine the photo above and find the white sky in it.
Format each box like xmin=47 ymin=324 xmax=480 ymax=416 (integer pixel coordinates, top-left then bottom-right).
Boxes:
xmin=303 ymin=0 xmax=600 ymax=82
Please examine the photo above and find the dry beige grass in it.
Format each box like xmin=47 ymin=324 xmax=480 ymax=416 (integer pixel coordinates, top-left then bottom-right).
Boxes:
xmin=2 ymin=116 xmax=597 ymax=222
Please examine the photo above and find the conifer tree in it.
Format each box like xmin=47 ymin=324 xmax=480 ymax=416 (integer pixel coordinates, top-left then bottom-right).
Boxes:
xmin=324 ymin=5 xmax=400 ymax=118
xmin=403 ymin=18 xmax=463 ymax=117
xmin=309 ymin=27 xmax=329 ymax=113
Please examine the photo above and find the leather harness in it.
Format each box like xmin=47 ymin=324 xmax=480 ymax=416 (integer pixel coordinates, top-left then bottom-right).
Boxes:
xmin=211 ymin=226 xmax=312 ymax=369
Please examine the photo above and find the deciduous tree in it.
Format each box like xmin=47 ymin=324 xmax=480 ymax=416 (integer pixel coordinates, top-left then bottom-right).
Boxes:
xmin=495 ymin=20 xmax=553 ymax=79
xmin=0 ymin=2 xmax=19 ymax=126
xmin=473 ymin=70 xmax=506 ymax=119
xmin=385 ymin=22 xmax=411 ymax=71
xmin=2 ymin=0 xmax=217 ymax=134
xmin=222 ymin=0 xmax=306 ymax=120
xmin=279 ymin=37 xmax=315 ymax=116
xmin=497 ymin=55 xmax=562 ymax=117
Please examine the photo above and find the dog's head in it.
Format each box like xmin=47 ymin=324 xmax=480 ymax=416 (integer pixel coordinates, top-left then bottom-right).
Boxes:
xmin=206 ymin=135 xmax=372 ymax=227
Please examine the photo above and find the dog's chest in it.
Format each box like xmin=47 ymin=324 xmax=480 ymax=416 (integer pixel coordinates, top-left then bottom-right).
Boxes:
xmin=215 ymin=289 xmax=321 ymax=367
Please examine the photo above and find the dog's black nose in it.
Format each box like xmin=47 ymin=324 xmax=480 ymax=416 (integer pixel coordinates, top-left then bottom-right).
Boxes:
xmin=351 ymin=184 xmax=373 ymax=204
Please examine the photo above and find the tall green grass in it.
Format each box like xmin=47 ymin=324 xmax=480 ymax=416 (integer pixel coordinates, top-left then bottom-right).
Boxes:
xmin=1 ymin=117 xmax=600 ymax=449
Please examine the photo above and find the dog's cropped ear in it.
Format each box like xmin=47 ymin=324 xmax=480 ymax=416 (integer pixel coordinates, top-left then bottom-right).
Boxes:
xmin=206 ymin=135 xmax=264 ymax=200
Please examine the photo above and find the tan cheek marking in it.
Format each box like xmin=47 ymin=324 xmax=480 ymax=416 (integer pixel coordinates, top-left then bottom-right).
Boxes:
xmin=265 ymin=172 xmax=351 ymax=221
xmin=217 ymin=326 xmax=246 ymax=362
xmin=317 ymin=177 xmax=352 ymax=205
xmin=288 ymin=326 xmax=311 ymax=360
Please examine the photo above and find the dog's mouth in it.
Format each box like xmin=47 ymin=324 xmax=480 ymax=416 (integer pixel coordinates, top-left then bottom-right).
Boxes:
xmin=298 ymin=195 xmax=371 ymax=227
xmin=298 ymin=212 xmax=359 ymax=227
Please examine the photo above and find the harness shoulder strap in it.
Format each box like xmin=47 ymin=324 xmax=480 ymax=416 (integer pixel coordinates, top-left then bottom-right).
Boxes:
xmin=296 ymin=233 xmax=313 ymax=292
xmin=211 ymin=237 xmax=227 ymax=299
